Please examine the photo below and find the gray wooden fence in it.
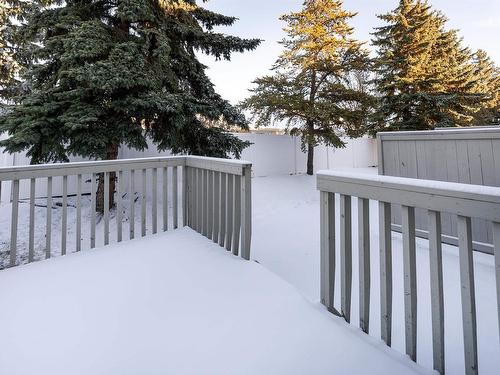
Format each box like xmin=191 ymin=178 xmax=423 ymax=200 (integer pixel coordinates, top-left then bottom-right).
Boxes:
xmin=317 ymin=170 xmax=500 ymax=375
xmin=378 ymin=127 xmax=500 ymax=254
xmin=0 ymin=156 xmax=252 ymax=269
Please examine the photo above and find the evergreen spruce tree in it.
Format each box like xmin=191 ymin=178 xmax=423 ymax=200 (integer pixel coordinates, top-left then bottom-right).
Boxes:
xmin=241 ymin=0 xmax=373 ymax=175
xmin=0 ymin=0 xmax=260 ymax=211
xmin=372 ymin=0 xmax=483 ymax=131
xmin=0 ymin=0 xmax=25 ymax=101
xmin=471 ymin=50 xmax=500 ymax=125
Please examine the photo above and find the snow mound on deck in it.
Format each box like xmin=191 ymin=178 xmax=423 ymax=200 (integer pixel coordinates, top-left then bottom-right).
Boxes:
xmin=0 ymin=228 xmax=428 ymax=375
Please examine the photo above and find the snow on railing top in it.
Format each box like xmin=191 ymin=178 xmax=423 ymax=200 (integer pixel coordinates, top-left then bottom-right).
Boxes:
xmin=317 ymin=170 xmax=500 ymax=221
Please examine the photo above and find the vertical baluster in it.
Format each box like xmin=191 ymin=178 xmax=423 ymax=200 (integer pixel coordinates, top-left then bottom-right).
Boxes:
xmin=46 ymin=176 xmax=53 ymax=257
xmin=104 ymin=171 xmax=110 ymax=245
xmin=379 ymin=201 xmax=392 ymax=346
xmin=232 ymin=174 xmax=241 ymax=256
xmin=76 ymin=174 xmax=82 ymax=252
xmin=163 ymin=167 xmax=168 ymax=231
xmin=340 ymin=194 xmax=352 ymax=322
xmin=358 ymin=197 xmax=370 ymax=333
xmin=207 ymin=170 xmax=214 ymax=240
xmin=182 ymin=166 xmax=188 ymax=227
xmin=402 ymin=205 xmax=417 ymax=361
xmin=197 ymin=168 xmax=203 ymax=233
xmin=28 ymin=178 xmax=35 ymax=262
xmin=320 ymin=191 xmax=336 ymax=312
xmin=213 ymin=171 xmax=220 ymax=244
xmin=152 ymin=168 xmax=158 ymax=234
xmin=9 ymin=179 xmax=19 ymax=267
xmin=202 ymin=169 xmax=208 ymax=236
xmin=189 ymin=167 xmax=195 ymax=227
xmin=90 ymin=174 xmax=96 ymax=249
xmin=428 ymin=210 xmax=445 ymax=374
xmin=141 ymin=169 xmax=146 ymax=237
xmin=225 ymin=174 xmax=234 ymax=252
xmin=61 ymin=175 xmax=68 ymax=255
xmin=129 ymin=169 xmax=135 ymax=239
xmin=116 ymin=171 xmax=123 ymax=243
xmin=241 ymin=165 xmax=252 ymax=260
xmin=219 ymin=173 xmax=227 ymax=247
xmin=190 ymin=168 xmax=196 ymax=229
xmin=457 ymin=215 xmax=478 ymax=375
xmin=493 ymin=222 xmax=500 ymax=342
xmin=173 ymin=166 xmax=178 ymax=229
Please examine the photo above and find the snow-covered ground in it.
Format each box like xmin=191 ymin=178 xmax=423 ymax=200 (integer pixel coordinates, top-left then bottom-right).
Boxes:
xmin=0 ymin=228 xmax=429 ymax=375
xmin=0 ymin=170 xmax=498 ymax=374
xmin=250 ymin=171 xmax=499 ymax=375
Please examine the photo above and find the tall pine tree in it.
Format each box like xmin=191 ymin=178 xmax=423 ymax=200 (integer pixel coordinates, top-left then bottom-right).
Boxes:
xmin=471 ymin=50 xmax=500 ymax=125
xmin=372 ymin=0 xmax=483 ymax=131
xmin=241 ymin=0 xmax=373 ymax=175
xmin=0 ymin=0 xmax=25 ymax=101
xmin=0 ymin=0 xmax=260 ymax=211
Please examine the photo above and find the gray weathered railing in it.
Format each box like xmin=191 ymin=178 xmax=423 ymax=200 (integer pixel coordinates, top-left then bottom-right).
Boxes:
xmin=0 ymin=156 xmax=252 ymax=269
xmin=317 ymin=170 xmax=500 ymax=375
xmin=185 ymin=156 xmax=252 ymax=260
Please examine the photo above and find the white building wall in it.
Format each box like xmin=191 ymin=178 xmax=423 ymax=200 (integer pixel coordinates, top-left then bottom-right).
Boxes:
xmin=235 ymin=134 xmax=377 ymax=176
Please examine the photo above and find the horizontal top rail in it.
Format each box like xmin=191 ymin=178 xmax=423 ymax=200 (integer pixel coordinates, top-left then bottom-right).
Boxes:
xmin=377 ymin=127 xmax=500 ymax=141
xmin=0 ymin=156 xmax=251 ymax=181
xmin=317 ymin=171 xmax=500 ymax=222
xmin=186 ymin=156 xmax=252 ymax=175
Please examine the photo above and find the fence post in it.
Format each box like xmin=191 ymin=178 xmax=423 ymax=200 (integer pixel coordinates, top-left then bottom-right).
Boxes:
xmin=241 ymin=165 xmax=252 ymax=260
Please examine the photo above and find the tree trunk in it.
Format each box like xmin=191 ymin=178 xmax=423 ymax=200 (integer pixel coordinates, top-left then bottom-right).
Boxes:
xmin=306 ymin=70 xmax=317 ymax=176
xmin=96 ymin=143 xmax=118 ymax=213
xmin=307 ymin=141 xmax=314 ymax=176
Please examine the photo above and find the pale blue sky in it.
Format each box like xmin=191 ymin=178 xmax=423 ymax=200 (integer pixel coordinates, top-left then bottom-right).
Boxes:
xmin=200 ymin=0 xmax=500 ymax=104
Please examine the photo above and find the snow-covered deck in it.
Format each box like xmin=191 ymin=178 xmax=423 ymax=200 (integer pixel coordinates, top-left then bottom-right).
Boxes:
xmin=0 ymin=227 xmax=429 ymax=375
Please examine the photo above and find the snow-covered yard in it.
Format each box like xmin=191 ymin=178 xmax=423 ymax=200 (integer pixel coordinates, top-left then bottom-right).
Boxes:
xmin=0 ymin=170 xmax=498 ymax=374
xmin=0 ymin=228 xmax=429 ymax=375
xmin=251 ymin=172 xmax=499 ymax=375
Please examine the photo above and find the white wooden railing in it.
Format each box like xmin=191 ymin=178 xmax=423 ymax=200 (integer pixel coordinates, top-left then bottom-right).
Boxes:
xmin=317 ymin=171 xmax=500 ymax=375
xmin=0 ymin=156 xmax=252 ymax=269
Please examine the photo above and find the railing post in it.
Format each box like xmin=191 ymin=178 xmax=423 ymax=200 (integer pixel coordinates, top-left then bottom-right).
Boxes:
xmin=241 ymin=165 xmax=252 ymax=260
